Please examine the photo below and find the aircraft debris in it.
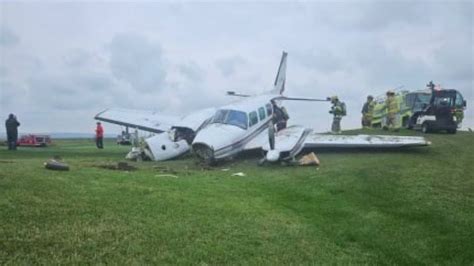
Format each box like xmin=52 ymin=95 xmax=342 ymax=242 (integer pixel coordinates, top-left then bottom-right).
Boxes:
xmin=155 ymin=174 xmax=178 ymax=178
xmin=44 ymin=159 xmax=70 ymax=171
xmin=232 ymin=172 xmax=246 ymax=177
xmin=298 ymin=152 xmax=320 ymax=166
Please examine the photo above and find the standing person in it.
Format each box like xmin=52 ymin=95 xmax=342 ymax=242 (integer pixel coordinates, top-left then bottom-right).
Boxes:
xmin=95 ymin=122 xmax=104 ymax=149
xmin=384 ymin=90 xmax=400 ymax=131
xmin=5 ymin=114 xmax=20 ymax=150
xmin=361 ymin=95 xmax=375 ymax=128
xmin=329 ymin=96 xmax=346 ymax=134
xmin=279 ymin=105 xmax=290 ymax=130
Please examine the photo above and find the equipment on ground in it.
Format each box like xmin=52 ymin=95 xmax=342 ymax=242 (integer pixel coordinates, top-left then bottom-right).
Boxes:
xmin=116 ymin=127 xmax=132 ymax=145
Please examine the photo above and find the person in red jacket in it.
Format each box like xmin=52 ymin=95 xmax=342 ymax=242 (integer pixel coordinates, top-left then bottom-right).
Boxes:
xmin=95 ymin=122 xmax=104 ymax=149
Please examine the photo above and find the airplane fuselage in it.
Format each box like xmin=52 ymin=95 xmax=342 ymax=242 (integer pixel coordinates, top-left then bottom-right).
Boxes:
xmin=192 ymin=95 xmax=276 ymax=162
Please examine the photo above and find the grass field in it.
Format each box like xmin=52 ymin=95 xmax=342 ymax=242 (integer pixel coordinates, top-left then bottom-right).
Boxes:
xmin=1 ymin=130 xmax=473 ymax=264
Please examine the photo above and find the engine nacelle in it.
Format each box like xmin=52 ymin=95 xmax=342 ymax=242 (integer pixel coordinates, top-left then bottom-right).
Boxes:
xmin=265 ymin=150 xmax=281 ymax=162
xmin=144 ymin=133 xmax=190 ymax=161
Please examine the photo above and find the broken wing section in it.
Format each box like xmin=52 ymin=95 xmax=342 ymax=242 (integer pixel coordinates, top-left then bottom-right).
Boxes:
xmin=95 ymin=108 xmax=180 ymax=133
xmin=303 ymin=133 xmax=431 ymax=148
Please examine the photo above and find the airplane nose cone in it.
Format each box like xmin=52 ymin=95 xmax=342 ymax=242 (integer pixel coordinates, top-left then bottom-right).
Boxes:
xmin=192 ymin=124 xmax=245 ymax=157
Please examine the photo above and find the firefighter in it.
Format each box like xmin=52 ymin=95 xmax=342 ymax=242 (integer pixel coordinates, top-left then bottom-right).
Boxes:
xmin=5 ymin=114 xmax=20 ymax=150
xmin=384 ymin=90 xmax=400 ymax=131
xmin=95 ymin=122 xmax=104 ymax=149
xmin=329 ymin=96 xmax=346 ymax=133
xmin=361 ymin=95 xmax=375 ymax=128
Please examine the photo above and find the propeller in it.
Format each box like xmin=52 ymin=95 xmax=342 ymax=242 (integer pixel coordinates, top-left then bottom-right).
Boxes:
xmin=265 ymin=120 xmax=280 ymax=162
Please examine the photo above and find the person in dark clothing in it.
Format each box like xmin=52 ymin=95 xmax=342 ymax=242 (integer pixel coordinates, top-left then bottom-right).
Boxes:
xmin=361 ymin=95 xmax=375 ymax=128
xmin=5 ymin=114 xmax=20 ymax=150
xmin=271 ymin=101 xmax=289 ymax=132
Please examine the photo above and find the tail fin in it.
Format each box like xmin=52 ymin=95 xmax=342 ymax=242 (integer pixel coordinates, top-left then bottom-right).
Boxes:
xmin=271 ymin=51 xmax=288 ymax=95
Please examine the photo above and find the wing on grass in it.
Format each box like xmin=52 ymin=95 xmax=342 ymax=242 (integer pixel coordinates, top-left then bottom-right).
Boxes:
xmin=303 ymin=133 xmax=431 ymax=148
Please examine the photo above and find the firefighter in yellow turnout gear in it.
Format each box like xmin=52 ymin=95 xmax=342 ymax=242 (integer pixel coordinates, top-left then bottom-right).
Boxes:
xmin=329 ymin=96 xmax=346 ymax=133
xmin=361 ymin=95 xmax=375 ymax=128
xmin=384 ymin=90 xmax=400 ymax=131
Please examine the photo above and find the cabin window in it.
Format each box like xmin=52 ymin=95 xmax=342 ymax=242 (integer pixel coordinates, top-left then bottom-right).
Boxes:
xmin=266 ymin=103 xmax=273 ymax=116
xmin=249 ymin=111 xmax=258 ymax=127
xmin=258 ymin=107 xmax=266 ymax=120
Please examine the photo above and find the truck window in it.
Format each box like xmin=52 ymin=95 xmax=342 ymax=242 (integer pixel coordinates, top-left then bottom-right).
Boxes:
xmin=434 ymin=97 xmax=454 ymax=107
xmin=455 ymin=92 xmax=464 ymax=108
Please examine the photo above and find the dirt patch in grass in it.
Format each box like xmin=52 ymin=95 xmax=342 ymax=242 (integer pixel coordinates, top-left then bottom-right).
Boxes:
xmin=97 ymin=162 xmax=137 ymax=171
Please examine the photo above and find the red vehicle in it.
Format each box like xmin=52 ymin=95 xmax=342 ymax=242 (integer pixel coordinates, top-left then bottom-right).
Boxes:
xmin=17 ymin=134 xmax=52 ymax=147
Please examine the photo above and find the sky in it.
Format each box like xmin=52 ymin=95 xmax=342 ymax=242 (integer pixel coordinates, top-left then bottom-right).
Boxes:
xmin=0 ymin=1 xmax=472 ymax=134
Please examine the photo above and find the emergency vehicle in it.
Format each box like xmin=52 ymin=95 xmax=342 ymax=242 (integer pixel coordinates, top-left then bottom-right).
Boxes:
xmin=17 ymin=134 xmax=52 ymax=147
xmin=371 ymin=90 xmax=426 ymax=128
xmin=413 ymin=89 xmax=466 ymax=134
xmin=370 ymin=82 xmax=466 ymax=133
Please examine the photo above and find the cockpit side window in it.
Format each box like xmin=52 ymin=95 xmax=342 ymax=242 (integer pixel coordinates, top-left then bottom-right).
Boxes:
xmin=211 ymin=109 xmax=248 ymax=129
xmin=226 ymin=110 xmax=248 ymax=129
xmin=212 ymin=110 xmax=228 ymax=124
xmin=258 ymin=107 xmax=266 ymax=121
xmin=249 ymin=111 xmax=258 ymax=127
xmin=266 ymin=103 xmax=273 ymax=116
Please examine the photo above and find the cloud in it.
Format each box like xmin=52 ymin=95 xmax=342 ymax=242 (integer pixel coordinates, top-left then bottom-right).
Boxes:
xmin=27 ymin=71 xmax=114 ymax=111
xmin=0 ymin=26 xmax=19 ymax=47
xmin=293 ymin=50 xmax=346 ymax=74
xmin=178 ymin=61 xmax=204 ymax=82
xmin=215 ymin=56 xmax=246 ymax=77
xmin=108 ymin=33 xmax=166 ymax=93
xmin=63 ymin=49 xmax=99 ymax=68
xmin=0 ymin=2 xmax=472 ymax=133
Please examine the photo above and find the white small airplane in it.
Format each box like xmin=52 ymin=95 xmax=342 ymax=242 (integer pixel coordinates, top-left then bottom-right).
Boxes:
xmin=95 ymin=52 xmax=430 ymax=164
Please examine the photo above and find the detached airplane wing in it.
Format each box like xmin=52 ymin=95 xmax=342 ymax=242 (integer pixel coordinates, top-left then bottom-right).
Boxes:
xmin=95 ymin=108 xmax=216 ymax=133
xmin=303 ymin=132 xmax=431 ymax=148
xmin=251 ymin=126 xmax=430 ymax=162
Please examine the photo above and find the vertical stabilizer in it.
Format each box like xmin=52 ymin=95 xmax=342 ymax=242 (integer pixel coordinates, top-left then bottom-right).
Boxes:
xmin=271 ymin=51 xmax=288 ymax=95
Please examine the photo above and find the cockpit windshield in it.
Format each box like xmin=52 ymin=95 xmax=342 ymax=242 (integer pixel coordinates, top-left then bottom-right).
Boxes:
xmin=211 ymin=109 xmax=248 ymax=129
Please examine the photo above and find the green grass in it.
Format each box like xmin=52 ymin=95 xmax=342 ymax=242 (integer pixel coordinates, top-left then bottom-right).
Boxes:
xmin=1 ymin=130 xmax=473 ymax=264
